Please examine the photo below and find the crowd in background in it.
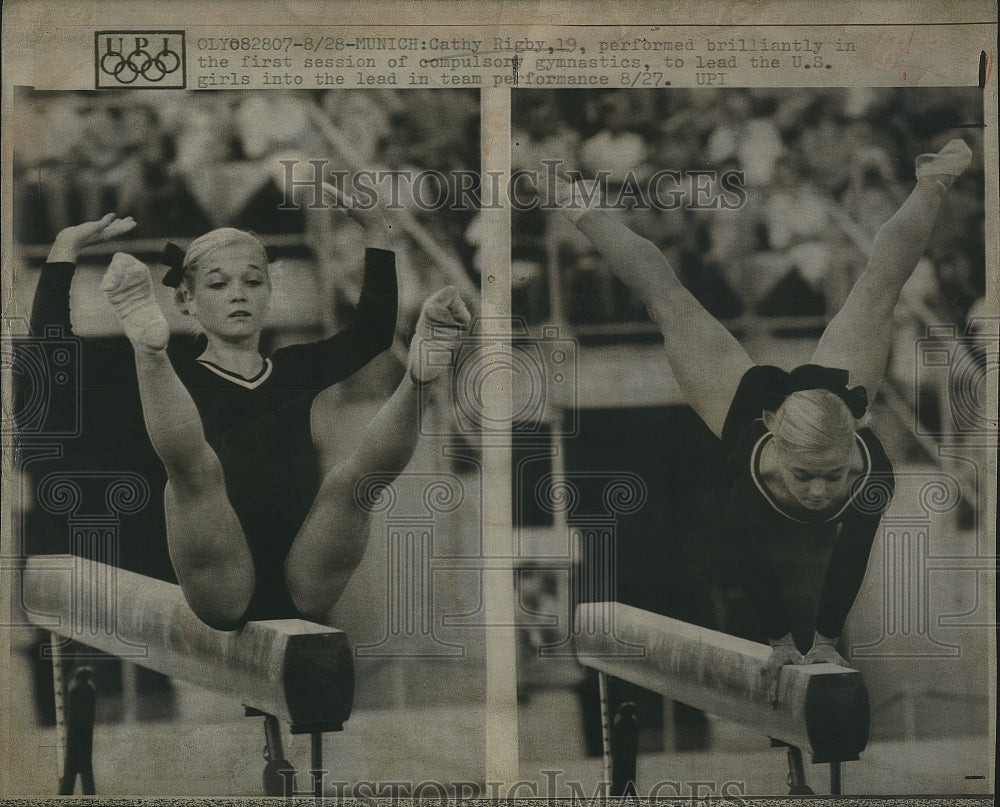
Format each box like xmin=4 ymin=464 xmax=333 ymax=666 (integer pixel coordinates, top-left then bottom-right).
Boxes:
xmin=15 ymin=86 xmax=985 ymax=333
xmin=14 ymin=87 xmax=481 ymax=339
xmin=15 ymin=87 xmax=478 ymax=241
xmin=512 ymin=87 xmax=986 ymax=331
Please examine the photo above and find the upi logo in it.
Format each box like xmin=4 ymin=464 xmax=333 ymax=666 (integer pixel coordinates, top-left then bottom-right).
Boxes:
xmin=95 ymin=31 xmax=186 ymax=88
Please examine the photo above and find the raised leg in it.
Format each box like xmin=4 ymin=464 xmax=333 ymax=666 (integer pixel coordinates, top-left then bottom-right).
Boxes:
xmin=284 ymin=287 xmax=470 ymax=621
xmin=284 ymin=379 xmax=423 ymax=620
xmin=812 ymin=140 xmax=972 ymax=397
xmin=101 ymin=254 xmax=254 ymax=629
xmin=572 ymin=208 xmax=754 ymax=438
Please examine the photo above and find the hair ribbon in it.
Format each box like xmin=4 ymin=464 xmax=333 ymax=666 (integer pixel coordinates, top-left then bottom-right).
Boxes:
xmin=784 ymin=364 xmax=869 ymax=419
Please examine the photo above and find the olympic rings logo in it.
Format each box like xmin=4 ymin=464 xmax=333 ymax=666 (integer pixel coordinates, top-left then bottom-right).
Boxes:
xmin=96 ymin=33 xmax=185 ymax=86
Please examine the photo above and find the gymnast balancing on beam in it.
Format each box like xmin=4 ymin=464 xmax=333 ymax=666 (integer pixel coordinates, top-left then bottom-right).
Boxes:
xmin=544 ymin=139 xmax=972 ymax=702
xmin=33 ymin=201 xmax=471 ymax=631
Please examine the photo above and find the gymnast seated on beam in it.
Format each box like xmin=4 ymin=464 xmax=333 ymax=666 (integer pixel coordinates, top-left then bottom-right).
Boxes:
xmin=541 ymin=140 xmax=973 ymax=702
xmin=33 ymin=193 xmax=472 ymax=632
xmin=23 ymin=555 xmax=355 ymax=733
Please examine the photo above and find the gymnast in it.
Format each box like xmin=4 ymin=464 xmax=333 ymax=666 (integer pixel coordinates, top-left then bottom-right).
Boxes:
xmin=34 ymin=205 xmax=470 ymax=631
xmin=545 ymin=139 xmax=972 ymax=700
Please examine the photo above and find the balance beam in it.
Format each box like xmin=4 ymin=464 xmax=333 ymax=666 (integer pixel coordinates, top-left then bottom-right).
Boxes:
xmin=574 ymin=602 xmax=868 ymax=764
xmin=21 ymin=555 xmax=354 ymax=734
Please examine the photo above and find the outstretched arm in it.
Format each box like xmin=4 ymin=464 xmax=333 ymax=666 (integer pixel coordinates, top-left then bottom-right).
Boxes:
xmin=546 ymin=175 xmax=753 ymax=438
xmin=31 ymin=214 xmax=137 ymax=336
xmin=21 ymin=216 xmax=139 ymax=440
xmin=335 ymin=245 xmax=399 ymax=361
xmin=804 ymin=511 xmax=884 ymax=666
xmin=730 ymin=486 xmax=804 ymax=704
xmin=276 ymin=247 xmax=398 ymax=387
xmin=279 ymin=188 xmax=399 ymax=388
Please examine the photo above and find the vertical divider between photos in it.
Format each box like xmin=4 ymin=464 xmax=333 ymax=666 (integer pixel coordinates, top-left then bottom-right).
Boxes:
xmin=480 ymin=86 xmax=519 ymax=786
xmin=982 ymin=75 xmax=1000 ymax=787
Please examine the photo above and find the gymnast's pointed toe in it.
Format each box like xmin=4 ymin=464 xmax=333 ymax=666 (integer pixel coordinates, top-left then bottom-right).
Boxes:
xmin=915 ymin=139 xmax=973 ymax=184
xmin=101 ymin=253 xmax=169 ymax=352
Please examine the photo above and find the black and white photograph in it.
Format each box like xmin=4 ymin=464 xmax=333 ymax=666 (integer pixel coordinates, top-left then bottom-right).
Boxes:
xmin=0 ymin=2 xmax=996 ymax=804
xmin=509 ymin=86 xmax=993 ymax=796
xmin=6 ymin=85 xmax=487 ymax=795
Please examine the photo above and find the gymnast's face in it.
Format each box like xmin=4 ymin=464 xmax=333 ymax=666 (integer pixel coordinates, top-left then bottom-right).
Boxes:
xmin=772 ymin=440 xmax=854 ymax=512
xmin=183 ymin=244 xmax=271 ymax=341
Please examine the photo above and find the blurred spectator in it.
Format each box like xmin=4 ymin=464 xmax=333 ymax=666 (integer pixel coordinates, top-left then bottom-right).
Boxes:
xmin=238 ymin=91 xmax=322 ymax=200
xmin=513 ymin=95 xmax=580 ymax=173
xmin=321 ymin=90 xmax=392 ymax=164
xmin=794 ymin=93 xmax=854 ymax=194
xmin=579 ymin=92 xmax=648 ymax=183
xmin=704 ymin=91 xmax=784 ymax=186
xmin=14 ymin=94 xmax=84 ymax=238
xmin=74 ymin=104 xmax=145 ymax=222
xmin=842 ymin=143 xmax=902 ymax=240
xmin=753 ymin=155 xmax=836 ymax=313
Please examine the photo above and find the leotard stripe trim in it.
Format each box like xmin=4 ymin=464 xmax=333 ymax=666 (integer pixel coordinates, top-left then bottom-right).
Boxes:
xmin=196 ymin=358 xmax=273 ymax=389
xmin=749 ymin=430 xmax=872 ymax=524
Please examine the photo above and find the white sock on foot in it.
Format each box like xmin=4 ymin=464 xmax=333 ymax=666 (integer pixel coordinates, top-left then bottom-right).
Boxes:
xmin=100 ymin=253 xmax=170 ymax=352
xmin=408 ymin=286 xmax=470 ymax=385
xmin=915 ymin=139 xmax=973 ymax=190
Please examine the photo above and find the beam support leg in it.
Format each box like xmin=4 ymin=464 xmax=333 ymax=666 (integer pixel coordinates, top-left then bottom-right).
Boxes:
xmin=311 ymin=732 xmax=324 ymax=798
xmin=58 ymin=664 xmax=97 ymax=795
xmin=599 ymin=672 xmax=639 ymax=797
xmin=50 ymin=634 xmax=68 ymax=794
xmin=598 ymin=671 xmax=612 ymax=787
xmin=261 ymin=713 xmax=295 ymax=797
xmin=786 ymin=745 xmax=814 ymax=795
xmin=611 ymin=701 xmax=639 ymax=796
xmin=830 ymin=761 xmax=842 ymax=795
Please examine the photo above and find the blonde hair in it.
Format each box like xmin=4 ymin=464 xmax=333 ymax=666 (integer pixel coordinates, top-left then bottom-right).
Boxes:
xmin=763 ymin=389 xmax=864 ymax=455
xmin=174 ymin=228 xmax=269 ymax=310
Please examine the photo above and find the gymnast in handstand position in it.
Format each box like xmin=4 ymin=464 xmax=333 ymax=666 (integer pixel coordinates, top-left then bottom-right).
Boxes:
xmin=546 ymin=139 xmax=972 ymax=700
xmin=36 ymin=204 xmax=470 ymax=630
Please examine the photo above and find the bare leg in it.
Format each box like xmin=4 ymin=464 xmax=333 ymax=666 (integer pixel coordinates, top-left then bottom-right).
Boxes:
xmin=102 ymin=254 xmax=254 ymax=629
xmin=573 ymin=209 xmax=754 ymax=438
xmin=284 ymin=379 xmax=422 ymax=620
xmin=285 ymin=286 xmax=470 ymax=620
xmin=812 ymin=140 xmax=971 ymax=397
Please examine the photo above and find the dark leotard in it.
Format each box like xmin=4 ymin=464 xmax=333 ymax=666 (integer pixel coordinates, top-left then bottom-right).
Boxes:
xmin=29 ymin=249 xmax=397 ymax=621
xmin=721 ymin=365 xmax=895 ymax=645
